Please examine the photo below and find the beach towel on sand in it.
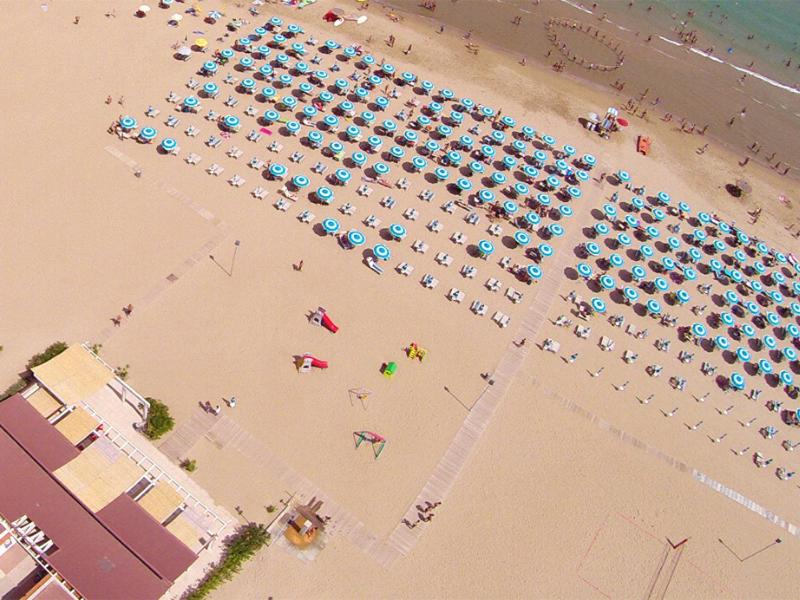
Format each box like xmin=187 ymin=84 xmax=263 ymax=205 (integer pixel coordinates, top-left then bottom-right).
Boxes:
xmin=637 ymin=136 xmax=651 ymax=156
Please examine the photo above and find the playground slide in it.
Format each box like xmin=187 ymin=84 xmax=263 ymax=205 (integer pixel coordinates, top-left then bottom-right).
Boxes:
xmin=320 ymin=312 xmax=339 ymax=333
xmin=305 ymin=355 xmax=329 ymax=369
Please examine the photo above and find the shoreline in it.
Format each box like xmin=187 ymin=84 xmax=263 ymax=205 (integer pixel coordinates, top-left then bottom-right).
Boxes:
xmin=381 ymin=0 xmax=800 ymax=182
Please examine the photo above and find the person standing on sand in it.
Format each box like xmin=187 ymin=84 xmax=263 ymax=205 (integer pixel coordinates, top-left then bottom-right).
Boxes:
xmin=404 ymin=44 xmax=412 ymax=55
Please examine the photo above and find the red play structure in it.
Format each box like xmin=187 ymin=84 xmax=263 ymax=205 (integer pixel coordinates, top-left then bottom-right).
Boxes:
xmin=310 ymin=306 xmax=338 ymax=333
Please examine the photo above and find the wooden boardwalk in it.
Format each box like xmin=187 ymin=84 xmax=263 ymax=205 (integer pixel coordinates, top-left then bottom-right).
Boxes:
xmin=381 ymin=201 xmax=595 ymax=564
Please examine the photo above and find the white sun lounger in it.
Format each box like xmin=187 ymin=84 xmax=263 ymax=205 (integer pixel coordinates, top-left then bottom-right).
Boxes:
xmin=396 ymin=262 xmax=414 ymax=276
xmin=412 ymin=240 xmax=429 ymax=254
xmin=470 ymin=299 xmax=488 ymax=316
xmin=251 ymin=186 xmax=267 ymax=200
xmin=185 ymin=125 xmax=200 ymax=137
xmin=206 ymin=163 xmax=224 ymax=176
xmin=364 ymin=214 xmax=381 ymax=229
xmin=274 ymin=198 xmax=289 ymax=211
xmin=488 ymin=223 xmax=503 ymax=236
xmin=448 ymin=288 xmax=465 ymax=303
xmin=421 ymin=274 xmax=439 ymax=289
xmin=427 ymin=219 xmax=443 ymax=233
xmin=227 ymin=147 xmax=243 ymax=159
xmin=403 ymin=208 xmax=419 ymax=221
xmin=492 ymin=311 xmax=510 ymax=328
xmin=380 ymin=195 xmax=396 ymax=209
xmin=450 ymin=232 xmax=467 ymax=245
xmin=435 ymin=252 xmax=453 ymax=267
xmin=228 ymin=174 xmax=245 ymax=187
xmin=185 ymin=153 xmax=201 ymax=165
xmin=298 ymin=210 xmax=315 ymax=223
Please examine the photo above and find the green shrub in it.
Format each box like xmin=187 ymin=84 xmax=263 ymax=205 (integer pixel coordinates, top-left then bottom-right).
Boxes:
xmin=114 ymin=364 xmax=130 ymax=381
xmin=181 ymin=459 xmax=197 ymax=472
xmin=26 ymin=341 xmax=68 ymax=370
xmin=143 ymin=398 xmax=174 ymax=440
xmin=186 ymin=524 xmax=270 ymax=600
xmin=1 ymin=379 xmax=27 ymax=401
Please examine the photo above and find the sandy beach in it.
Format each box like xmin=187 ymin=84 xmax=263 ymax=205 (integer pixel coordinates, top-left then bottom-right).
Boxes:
xmin=1 ymin=0 xmax=799 ymax=598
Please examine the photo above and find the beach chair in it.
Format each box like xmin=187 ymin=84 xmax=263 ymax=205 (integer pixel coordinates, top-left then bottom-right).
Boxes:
xmin=599 ymin=336 xmax=615 ymax=352
xmin=499 ymin=256 xmax=512 ymax=269
xmin=186 ymin=78 xmax=200 ymax=89
xmin=228 ymin=174 xmax=245 ymax=187
xmin=421 ymin=274 xmax=439 ymax=289
xmin=298 ymin=210 xmax=315 ymax=223
xmin=356 ymin=184 xmax=373 ymax=197
xmin=542 ymin=338 xmax=560 ymax=353
xmin=485 ymin=278 xmax=499 ymax=292
xmin=396 ymin=262 xmax=414 ymax=276
xmin=206 ymin=163 xmax=224 ymax=176
xmin=435 ymin=252 xmax=452 ymax=267
xmin=403 ymin=208 xmax=419 ymax=221
xmin=268 ymin=141 xmax=284 ymax=153
xmin=412 ymin=240 xmax=429 ymax=254
xmin=380 ymin=195 xmax=396 ymax=209
xmin=205 ymin=110 xmax=219 ymax=122
xmin=488 ymin=223 xmax=503 ymax=237
xmin=246 ymin=129 xmax=262 ymax=142
xmin=448 ymin=288 xmax=465 ymax=303
xmin=339 ymin=203 xmax=356 ymax=216
xmin=312 ymin=162 xmax=327 ymax=174
xmin=363 ymin=215 xmax=381 ymax=229
xmin=223 ymin=73 xmax=238 ymax=85
xmin=465 ymin=212 xmax=480 ymax=226
xmin=278 ymin=186 xmax=298 ymax=201
xmin=470 ymin=300 xmax=488 ymax=316
xmin=251 ymin=186 xmax=267 ymax=200
xmin=165 ymin=114 xmax=179 ymax=127
xmin=145 ymin=106 xmax=160 ymax=118
xmin=625 ymin=323 xmax=638 ymax=337
xmin=366 ymin=256 xmax=384 ymax=275
xmin=248 ymin=157 xmax=265 ymax=170
xmin=441 ymin=200 xmax=456 ymax=214
xmin=274 ymin=198 xmax=289 ymax=211
xmin=450 ymin=232 xmax=467 ymax=245
xmin=224 ymin=95 xmax=239 ymax=107
xmin=460 ymin=265 xmax=477 ymax=279
xmin=396 ymin=177 xmax=410 ymax=190
xmin=492 ymin=311 xmax=510 ymax=328
xmin=206 ymin=136 xmax=222 ymax=148
xmin=575 ymin=325 xmax=591 ymax=339
xmin=419 ymin=189 xmax=434 ymax=202
xmin=185 ymin=153 xmax=201 ymax=165
xmin=166 ymin=91 xmax=181 ymax=104
xmin=622 ymin=350 xmax=638 ymax=364
xmin=289 ymin=151 xmax=304 ymax=163
xmin=427 ymin=219 xmax=443 ymax=233
xmin=185 ymin=125 xmax=200 ymax=137
xmin=227 ymin=147 xmax=243 ymax=159
xmin=506 ymin=287 xmax=523 ymax=303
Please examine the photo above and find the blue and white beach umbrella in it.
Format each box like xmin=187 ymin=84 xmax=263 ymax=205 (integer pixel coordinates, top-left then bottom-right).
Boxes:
xmin=691 ymin=323 xmax=707 ymax=338
xmin=202 ymin=61 xmax=218 ymax=73
xmin=389 ymin=223 xmax=407 ymax=240
xmin=513 ymin=230 xmax=531 ymax=246
xmin=263 ymin=109 xmax=279 ymax=123
xmin=478 ymin=239 xmax=495 ymax=256
xmin=783 ymin=347 xmax=798 ymax=362
xmin=591 ymin=297 xmax=607 ymax=314
xmin=284 ymin=120 xmax=301 ymax=134
xmin=456 ymin=178 xmax=472 ymax=192
xmin=594 ymin=223 xmax=610 ymax=236
xmin=586 ymin=242 xmax=601 ymax=256
xmin=538 ymin=243 xmax=554 ymax=258
xmin=372 ymin=162 xmax=390 ymax=176
xmin=434 ymin=166 xmax=450 ymax=181
xmin=559 ymin=205 xmax=574 ymax=218
xmin=603 ymin=203 xmax=617 ymax=218
xmin=623 ymin=287 xmax=639 ymax=302
xmin=654 ymin=277 xmax=669 ymax=292
xmin=335 ymin=168 xmax=352 ymax=184
xmin=524 ymin=211 xmax=540 ymax=227
xmin=758 ymin=359 xmax=773 ymax=374
xmin=729 ymin=372 xmax=745 ymax=390
xmin=608 ymin=253 xmax=624 ymax=268
xmin=316 ymin=186 xmax=334 ymax=204
xmin=139 ymin=127 xmax=157 ymax=141
xmin=120 ymin=116 xmax=137 ymax=129
xmin=351 ymin=151 xmax=367 ymax=167
xmin=617 ymin=233 xmax=632 ymax=247
xmin=581 ymin=154 xmax=596 ymax=168
xmin=656 ymin=191 xmax=670 ymax=204
xmin=403 ymin=129 xmax=418 ymax=144
xmin=322 ymin=217 xmax=340 ymax=234
xmin=779 ymin=370 xmax=794 ymax=386
xmin=323 ymin=114 xmax=339 ymax=128
xmin=527 ymin=265 xmax=543 ymax=280
xmin=373 ymin=244 xmax=391 ymax=261
xmin=347 ymin=229 xmax=366 ymax=247
xmin=742 ymin=323 xmax=756 ymax=338
xmin=631 ymin=265 xmax=646 ymax=280
xmin=183 ymin=96 xmax=199 ymax=108
xmin=291 ymin=174 xmax=309 ymax=189
xmin=548 ymin=223 xmax=564 ymax=237
xmin=617 ymin=170 xmax=631 ymax=183
xmin=720 ymin=312 xmax=735 ymax=326
xmin=160 ymin=137 xmax=177 ymax=151
xmin=541 ymin=134 xmax=556 ymax=147
xmin=268 ymin=163 xmax=287 ymax=178
xmin=411 ymin=156 xmax=427 ymax=171
xmin=639 ymin=244 xmax=654 ymax=259
xmin=577 ymin=262 xmax=593 ymax=278
xmin=764 ymin=335 xmax=778 ymax=349
xmin=599 ymin=274 xmax=616 ymax=290
xmin=203 ymin=82 xmax=219 ymax=97
xmin=715 ymin=335 xmax=730 ymax=350
xmin=502 ymin=200 xmax=519 ymax=216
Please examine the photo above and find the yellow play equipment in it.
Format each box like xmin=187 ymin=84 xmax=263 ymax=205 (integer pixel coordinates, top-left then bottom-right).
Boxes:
xmin=406 ymin=343 xmax=427 ymax=362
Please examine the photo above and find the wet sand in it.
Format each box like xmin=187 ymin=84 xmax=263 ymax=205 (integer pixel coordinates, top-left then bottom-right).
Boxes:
xmin=389 ymin=0 xmax=800 ymax=179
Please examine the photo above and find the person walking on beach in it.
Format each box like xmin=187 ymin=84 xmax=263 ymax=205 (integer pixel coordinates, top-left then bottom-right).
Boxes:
xmin=227 ymin=396 xmax=237 ymax=408
xmin=403 ymin=44 xmax=412 ymax=55
xmin=566 ymin=353 xmax=579 ymax=363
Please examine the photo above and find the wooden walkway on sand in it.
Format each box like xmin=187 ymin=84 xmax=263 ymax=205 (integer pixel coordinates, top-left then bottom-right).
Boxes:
xmin=381 ymin=201 xmax=595 ymax=564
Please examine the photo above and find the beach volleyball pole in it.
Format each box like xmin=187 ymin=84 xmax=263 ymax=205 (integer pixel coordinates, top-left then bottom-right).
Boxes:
xmin=230 ymin=239 xmax=241 ymax=276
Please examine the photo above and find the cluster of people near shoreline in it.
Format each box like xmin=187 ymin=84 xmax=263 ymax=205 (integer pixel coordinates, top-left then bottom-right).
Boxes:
xmin=545 ymin=17 xmax=625 ymax=72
